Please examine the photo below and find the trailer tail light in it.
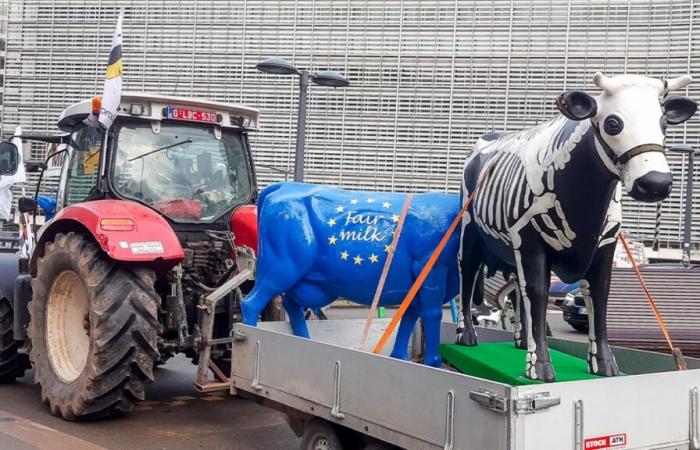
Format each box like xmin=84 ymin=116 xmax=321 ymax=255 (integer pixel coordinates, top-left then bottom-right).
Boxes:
xmin=100 ymin=218 xmax=135 ymax=231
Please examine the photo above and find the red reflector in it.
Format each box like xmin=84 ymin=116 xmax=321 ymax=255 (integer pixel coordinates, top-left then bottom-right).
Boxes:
xmin=100 ymin=218 xmax=135 ymax=231
xmin=165 ymin=106 xmax=217 ymax=123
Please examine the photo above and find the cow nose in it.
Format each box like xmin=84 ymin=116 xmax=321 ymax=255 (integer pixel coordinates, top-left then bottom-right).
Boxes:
xmin=630 ymin=171 xmax=673 ymax=202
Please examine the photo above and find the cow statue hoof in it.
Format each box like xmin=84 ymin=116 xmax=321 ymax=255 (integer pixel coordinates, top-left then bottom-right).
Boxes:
xmin=588 ymin=352 xmax=620 ymax=377
xmin=424 ymin=354 xmax=442 ymax=368
xmin=456 ymin=326 xmax=479 ymax=347
xmin=525 ymin=352 xmax=556 ymax=382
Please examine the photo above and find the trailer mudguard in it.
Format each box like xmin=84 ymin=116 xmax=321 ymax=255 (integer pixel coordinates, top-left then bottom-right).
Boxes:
xmin=30 ymin=199 xmax=184 ymax=276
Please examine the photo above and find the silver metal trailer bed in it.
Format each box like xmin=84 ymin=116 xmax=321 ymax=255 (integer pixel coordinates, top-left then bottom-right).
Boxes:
xmin=229 ymin=319 xmax=700 ymax=450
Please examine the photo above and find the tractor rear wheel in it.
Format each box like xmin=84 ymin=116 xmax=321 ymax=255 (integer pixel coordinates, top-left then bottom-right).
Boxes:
xmin=0 ymin=297 xmax=29 ymax=383
xmin=29 ymin=232 xmax=161 ymax=420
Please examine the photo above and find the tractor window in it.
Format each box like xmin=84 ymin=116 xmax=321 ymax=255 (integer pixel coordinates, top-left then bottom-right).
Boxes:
xmin=64 ymin=126 xmax=103 ymax=206
xmin=112 ymin=121 xmax=252 ymax=223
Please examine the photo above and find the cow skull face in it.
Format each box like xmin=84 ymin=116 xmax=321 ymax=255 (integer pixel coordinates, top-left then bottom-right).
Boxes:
xmin=557 ymin=73 xmax=697 ymax=203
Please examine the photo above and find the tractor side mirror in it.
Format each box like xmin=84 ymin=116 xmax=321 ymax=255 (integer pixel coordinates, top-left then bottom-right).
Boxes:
xmin=0 ymin=141 xmax=19 ymax=176
xmin=17 ymin=197 xmax=37 ymax=213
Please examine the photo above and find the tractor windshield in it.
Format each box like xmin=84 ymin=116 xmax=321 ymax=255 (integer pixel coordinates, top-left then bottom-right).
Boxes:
xmin=112 ymin=121 xmax=252 ymax=223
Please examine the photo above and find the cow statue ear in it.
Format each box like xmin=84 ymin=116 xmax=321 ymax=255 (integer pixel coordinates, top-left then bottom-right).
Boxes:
xmin=664 ymin=95 xmax=698 ymax=125
xmin=556 ymin=90 xmax=598 ymax=121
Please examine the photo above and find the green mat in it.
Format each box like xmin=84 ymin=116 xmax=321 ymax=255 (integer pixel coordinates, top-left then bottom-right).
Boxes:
xmin=440 ymin=342 xmax=609 ymax=385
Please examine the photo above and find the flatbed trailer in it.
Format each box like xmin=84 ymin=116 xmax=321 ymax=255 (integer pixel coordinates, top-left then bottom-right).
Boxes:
xmin=228 ymin=319 xmax=700 ymax=450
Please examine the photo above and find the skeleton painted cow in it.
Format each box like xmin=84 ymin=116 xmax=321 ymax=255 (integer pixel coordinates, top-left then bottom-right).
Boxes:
xmin=459 ymin=73 xmax=697 ymax=382
xmin=241 ymin=182 xmax=460 ymax=366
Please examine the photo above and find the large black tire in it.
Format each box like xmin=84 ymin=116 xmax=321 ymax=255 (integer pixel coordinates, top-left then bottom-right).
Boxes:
xmin=29 ymin=232 xmax=161 ymax=420
xmin=0 ymin=297 xmax=29 ymax=383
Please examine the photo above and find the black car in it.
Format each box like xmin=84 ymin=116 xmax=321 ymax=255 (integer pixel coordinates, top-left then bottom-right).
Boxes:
xmin=560 ymin=289 xmax=589 ymax=333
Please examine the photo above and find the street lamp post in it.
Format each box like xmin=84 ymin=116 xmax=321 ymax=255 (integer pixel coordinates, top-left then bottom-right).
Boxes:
xmin=256 ymin=57 xmax=349 ymax=182
xmin=668 ymin=144 xmax=697 ymax=266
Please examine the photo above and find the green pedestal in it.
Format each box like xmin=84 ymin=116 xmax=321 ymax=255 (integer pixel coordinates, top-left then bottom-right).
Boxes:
xmin=440 ymin=342 xmax=611 ymax=385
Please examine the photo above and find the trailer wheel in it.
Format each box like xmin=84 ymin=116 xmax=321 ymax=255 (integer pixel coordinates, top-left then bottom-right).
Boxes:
xmin=0 ymin=297 xmax=29 ymax=383
xmin=300 ymin=419 xmax=344 ymax=450
xmin=29 ymin=232 xmax=161 ymax=420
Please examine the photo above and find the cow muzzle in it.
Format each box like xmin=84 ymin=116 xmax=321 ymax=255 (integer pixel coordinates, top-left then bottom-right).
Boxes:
xmin=629 ymin=170 xmax=673 ymax=202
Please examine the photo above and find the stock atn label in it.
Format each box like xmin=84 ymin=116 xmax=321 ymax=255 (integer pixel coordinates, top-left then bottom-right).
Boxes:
xmin=584 ymin=433 xmax=627 ymax=450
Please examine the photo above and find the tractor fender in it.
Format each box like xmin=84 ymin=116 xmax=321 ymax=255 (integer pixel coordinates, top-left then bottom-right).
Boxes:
xmin=30 ymin=199 xmax=184 ymax=276
xmin=231 ymin=204 xmax=258 ymax=255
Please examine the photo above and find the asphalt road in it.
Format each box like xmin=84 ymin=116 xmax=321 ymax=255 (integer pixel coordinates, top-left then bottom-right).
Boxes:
xmin=0 ymin=309 xmax=585 ymax=450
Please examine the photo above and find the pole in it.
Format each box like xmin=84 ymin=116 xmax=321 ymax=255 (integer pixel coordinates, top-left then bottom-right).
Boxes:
xmin=683 ymin=150 xmax=694 ymax=266
xmin=294 ymin=71 xmax=309 ymax=182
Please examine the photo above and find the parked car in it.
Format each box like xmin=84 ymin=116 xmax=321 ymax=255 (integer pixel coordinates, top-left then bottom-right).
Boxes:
xmin=560 ymin=288 xmax=589 ymax=333
xmin=550 ymin=276 xmax=580 ymax=308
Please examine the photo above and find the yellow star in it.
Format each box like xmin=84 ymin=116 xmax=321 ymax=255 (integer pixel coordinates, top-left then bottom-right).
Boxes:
xmin=384 ymin=244 xmax=392 ymax=253
xmin=391 ymin=214 xmax=400 ymax=222
xmin=328 ymin=218 xmax=337 ymax=226
xmin=336 ymin=205 xmax=345 ymax=213
xmin=340 ymin=250 xmax=349 ymax=260
xmin=328 ymin=235 xmax=337 ymax=245
xmin=367 ymin=198 xmax=375 ymax=204
xmin=382 ymin=202 xmax=391 ymax=208
xmin=350 ymin=199 xmax=359 ymax=205
xmin=354 ymin=255 xmax=363 ymax=265
xmin=369 ymin=253 xmax=379 ymax=263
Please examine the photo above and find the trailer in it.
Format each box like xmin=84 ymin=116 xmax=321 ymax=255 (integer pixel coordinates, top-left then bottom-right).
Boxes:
xmin=228 ymin=319 xmax=700 ymax=450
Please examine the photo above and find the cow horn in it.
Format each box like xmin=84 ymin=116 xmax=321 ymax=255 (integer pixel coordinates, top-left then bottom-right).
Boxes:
xmin=665 ymin=75 xmax=693 ymax=92
xmin=593 ymin=72 xmax=619 ymax=94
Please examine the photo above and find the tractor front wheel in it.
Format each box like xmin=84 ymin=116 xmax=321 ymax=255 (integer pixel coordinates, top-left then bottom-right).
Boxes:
xmin=29 ymin=232 xmax=161 ymax=420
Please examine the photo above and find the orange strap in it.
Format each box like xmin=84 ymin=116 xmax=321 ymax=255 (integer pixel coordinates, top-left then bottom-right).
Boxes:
xmin=618 ymin=231 xmax=686 ymax=370
xmin=372 ymin=161 xmax=496 ymax=355
xmin=359 ymin=194 xmax=414 ymax=350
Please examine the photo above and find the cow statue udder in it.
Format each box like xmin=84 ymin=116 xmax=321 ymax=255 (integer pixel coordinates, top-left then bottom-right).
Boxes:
xmin=241 ymin=182 xmax=460 ymax=366
xmin=459 ymin=73 xmax=697 ymax=382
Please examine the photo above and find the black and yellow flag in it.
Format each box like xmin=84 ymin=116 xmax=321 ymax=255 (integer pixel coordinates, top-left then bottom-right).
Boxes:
xmin=84 ymin=12 xmax=123 ymax=129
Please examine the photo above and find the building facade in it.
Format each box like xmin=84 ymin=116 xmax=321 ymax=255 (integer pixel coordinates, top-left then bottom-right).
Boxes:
xmin=1 ymin=0 xmax=698 ymax=256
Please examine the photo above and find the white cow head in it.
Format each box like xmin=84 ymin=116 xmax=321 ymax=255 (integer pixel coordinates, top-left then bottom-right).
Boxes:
xmin=556 ymin=73 xmax=697 ymax=202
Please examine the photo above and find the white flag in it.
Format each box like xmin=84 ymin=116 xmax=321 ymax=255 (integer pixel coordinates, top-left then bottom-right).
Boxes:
xmin=84 ymin=12 xmax=123 ymax=129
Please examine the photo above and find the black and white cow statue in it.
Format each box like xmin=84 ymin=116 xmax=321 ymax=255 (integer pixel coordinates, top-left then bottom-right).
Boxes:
xmin=458 ymin=73 xmax=697 ymax=382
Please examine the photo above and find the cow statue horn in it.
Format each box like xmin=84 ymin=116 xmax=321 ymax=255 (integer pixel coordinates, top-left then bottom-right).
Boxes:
xmin=666 ymin=75 xmax=693 ymax=92
xmin=593 ymin=72 xmax=620 ymax=95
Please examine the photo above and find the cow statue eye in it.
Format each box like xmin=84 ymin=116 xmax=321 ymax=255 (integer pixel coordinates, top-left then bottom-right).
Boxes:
xmin=603 ymin=114 xmax=624 ymax=135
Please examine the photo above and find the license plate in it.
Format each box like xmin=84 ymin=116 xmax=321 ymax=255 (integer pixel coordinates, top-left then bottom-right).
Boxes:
xmin=165 ymin=106 xmax=217 ymax=124
xmin=578 ymin=307 xmax=587 ymax=315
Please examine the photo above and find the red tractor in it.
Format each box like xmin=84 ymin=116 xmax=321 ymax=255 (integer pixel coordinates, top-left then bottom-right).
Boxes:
xmin=0 ymin=93 xmax=274 ymax=420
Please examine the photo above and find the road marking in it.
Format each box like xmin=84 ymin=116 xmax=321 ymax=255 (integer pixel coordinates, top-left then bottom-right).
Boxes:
xmin=0 ymin=409 xmax=105 ymax=450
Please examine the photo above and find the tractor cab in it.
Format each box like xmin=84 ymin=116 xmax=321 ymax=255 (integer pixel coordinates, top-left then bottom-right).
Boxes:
xmin=54 ymin=93 xmax=258 ymax=224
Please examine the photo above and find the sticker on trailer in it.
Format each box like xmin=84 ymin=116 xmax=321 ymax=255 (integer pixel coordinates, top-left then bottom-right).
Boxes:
xmin=584 ymin=433 xmax=627 ymax=449
xmin=129 ymin=241 xmax=164 ymax=255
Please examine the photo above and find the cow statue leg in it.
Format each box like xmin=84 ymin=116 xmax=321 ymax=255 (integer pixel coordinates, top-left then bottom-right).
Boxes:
xmin=513 ymin=239 xmax=555 ymax=382
xmin=457 ymin=216 xmax=484 ymax=347
xmin=580 ymin=242 xmax=620 ymax=377
xmin=390 ymin=300 xmax=421 ymax=361
xmin=417 ymin=265 xmax=449 ymax=367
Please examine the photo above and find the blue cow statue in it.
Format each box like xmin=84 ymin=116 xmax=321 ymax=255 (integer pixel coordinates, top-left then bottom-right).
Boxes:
xmin=241 ymin=182 xmax=460 ymax=366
